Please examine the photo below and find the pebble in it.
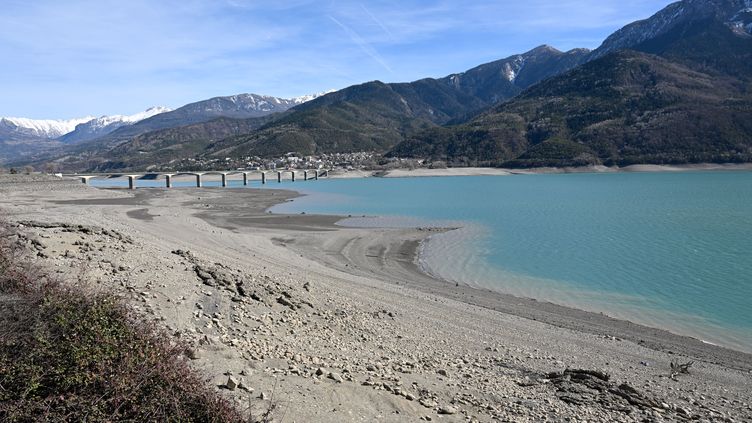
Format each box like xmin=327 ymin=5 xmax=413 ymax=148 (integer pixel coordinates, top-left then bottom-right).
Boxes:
xmin=438 ymin=405 xmax=458 ymax=415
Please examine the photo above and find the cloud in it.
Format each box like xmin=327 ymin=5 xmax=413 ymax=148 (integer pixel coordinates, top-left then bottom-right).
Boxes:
xmin=0 ymin=0 xmax=676 ymax=118
xmin=360 ymin=4 xmax=397 ymax=41
xmin=328 ymin=15 xmax=393 ymax=73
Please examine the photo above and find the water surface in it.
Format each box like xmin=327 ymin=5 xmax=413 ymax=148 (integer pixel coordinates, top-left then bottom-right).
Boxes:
xmin=267 ymin=172 xmax=752 ymax=352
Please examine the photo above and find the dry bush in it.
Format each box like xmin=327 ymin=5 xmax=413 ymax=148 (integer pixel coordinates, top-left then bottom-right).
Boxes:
xmin=0 ymin=219 xmax=244 ymax=422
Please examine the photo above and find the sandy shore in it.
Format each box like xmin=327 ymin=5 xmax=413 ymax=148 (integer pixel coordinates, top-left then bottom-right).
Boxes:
xmin=322 ymin=163 xmax=752 ymax=179
xmin=2 ymin=175 xmax=751 ymax=422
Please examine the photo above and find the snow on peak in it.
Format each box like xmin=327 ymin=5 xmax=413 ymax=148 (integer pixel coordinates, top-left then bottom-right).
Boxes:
xmin=0 ymin=116 xmax=95 ymax=138
xmin=290 ymin=90 xmax=335 ymax=104
xmin=1 ymin=106 xmax=172 ymax=141
xmin=85 ymin=106 xmax=171 ymax=129
xmin=729 ymin=5 xmax=752 ymax=34
xmin=502 ymin=56 xmax=526 ymax=82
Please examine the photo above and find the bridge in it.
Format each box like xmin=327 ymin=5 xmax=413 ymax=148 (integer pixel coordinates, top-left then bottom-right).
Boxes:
xmin=70 ymin=169 xmax=329 ymax=189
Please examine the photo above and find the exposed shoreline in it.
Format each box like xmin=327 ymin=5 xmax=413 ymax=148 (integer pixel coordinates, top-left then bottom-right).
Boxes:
xmin=60 ymin=174 xmax=752 ymax=363
xmin=247 ymin=196 xmax=752 ymax=369
xmin=3 ymin=175 xmax=751 ymax=421
xmin=328 ymin=163 xmax=752 ymax=179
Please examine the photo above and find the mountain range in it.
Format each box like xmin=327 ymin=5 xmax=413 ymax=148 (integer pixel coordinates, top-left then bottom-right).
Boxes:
xmin=391 ymin=0 xmax=752 ymax=166
xmin=0 ymin=93 xmax=325 ymax=165
xmin=4 ymin=0 xmax=752 ymax=171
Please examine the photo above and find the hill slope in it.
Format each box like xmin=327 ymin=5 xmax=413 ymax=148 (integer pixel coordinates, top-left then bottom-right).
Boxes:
xmin=390 ymin=49 xmax=752 ymax=166
xmin=198 ymin=46 xmax=589 ymax=159
xmin=389 ymin=2 xmax=752 ymax=167
xmin=51 ymin=114 xmax=278 ymax=172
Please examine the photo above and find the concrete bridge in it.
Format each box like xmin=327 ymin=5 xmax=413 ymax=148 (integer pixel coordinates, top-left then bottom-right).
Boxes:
xmin=71 ymin=169 xmax=329 ymax=189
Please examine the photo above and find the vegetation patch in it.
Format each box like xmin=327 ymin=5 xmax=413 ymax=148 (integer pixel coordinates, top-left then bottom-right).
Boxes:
xmin=0 ymin=220 xmax=243 ymax=422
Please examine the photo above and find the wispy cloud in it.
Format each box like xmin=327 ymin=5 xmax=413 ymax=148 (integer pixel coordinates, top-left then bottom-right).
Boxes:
xmin=360 ymin=4 xmax=397 ymax=42
xmin=0 ymin=0 xmax=675 ymax=118
xmin=328 ymin=15 xmax=393 ymax=74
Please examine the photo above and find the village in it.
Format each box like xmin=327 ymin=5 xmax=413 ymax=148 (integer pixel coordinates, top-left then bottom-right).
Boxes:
xmin=149 ymin=151 xmax=431 ymax=173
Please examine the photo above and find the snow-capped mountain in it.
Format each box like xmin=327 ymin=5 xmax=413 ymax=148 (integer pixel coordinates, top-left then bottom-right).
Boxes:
xmin=60 ymin=106 xmax=171 ymax=144
xmin=0 ymin=116 xmax=95 ymax=140
xmin=591 ymin=0 xmax=752 ymax=59
xmin=0 ymin=106 xmax=171 ymax=146
xmin=289 ymin=91 xmax=335 ymax=104
xmin=98 ymin=92 xmax=331 ymax=142
xmin=178 ymin=92 xmax=327 ymax=118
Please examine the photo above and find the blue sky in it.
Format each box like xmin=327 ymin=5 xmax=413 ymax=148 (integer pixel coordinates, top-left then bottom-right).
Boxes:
xmin=0 ymin=0 xmax=675 ymax=119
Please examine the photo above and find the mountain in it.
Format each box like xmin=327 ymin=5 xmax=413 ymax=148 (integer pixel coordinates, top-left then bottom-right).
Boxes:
xmin=1 ymin=93 xmax=324 ymax=165
xmin=185 ymin=46 xmax=590 ymax=160
xmin=30 ymin=45 xmax=590 ymax=171
xmin=388 ymin=0 xmax=752 ymax=167
xmin=74 ymin=115 xmax=278 ymax=172
xmin=59 ymin=106 xmax=171 ymax=144
xmin=590 ymin=0 xmax=752 ymax=59
xmin=0 ymin=116 xmax=95 ymax=140
xmin=0 ymin=107 xmax=169 ymax=164
xmin=0 ymin=115 xmax=93 ymax=164
xmin=95 ymin=93 xmax=328 ymax=144
xmin=439 ymin=45 xmax=590 ymax=105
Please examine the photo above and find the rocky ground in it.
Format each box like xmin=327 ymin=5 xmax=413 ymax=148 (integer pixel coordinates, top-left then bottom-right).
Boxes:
xmin=2 ymin=175 xmax=751 ymax=422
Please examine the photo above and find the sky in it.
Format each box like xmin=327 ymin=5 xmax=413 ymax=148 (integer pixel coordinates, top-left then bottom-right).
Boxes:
xmin=0 ymin=0 xmax=676 ymax=119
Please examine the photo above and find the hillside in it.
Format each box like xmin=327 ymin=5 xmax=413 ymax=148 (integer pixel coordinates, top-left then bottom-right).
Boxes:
xmin=165 ymin=46 xmax=589 ymax=160
xmin=389 ymin=8 xmax=752 ymax=167
xmin=49 ymin=114 xmax=277 ymax=172
xmin=390 ymin=49 xmax=752 ymax=167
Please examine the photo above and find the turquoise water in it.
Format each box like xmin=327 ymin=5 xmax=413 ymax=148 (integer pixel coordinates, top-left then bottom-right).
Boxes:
xmin=266 ymin=172 xmax=752 ymax=352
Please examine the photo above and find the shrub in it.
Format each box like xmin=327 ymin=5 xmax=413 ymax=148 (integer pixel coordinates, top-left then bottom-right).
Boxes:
xmin=0 ymin=221 xmax=244 ymax=422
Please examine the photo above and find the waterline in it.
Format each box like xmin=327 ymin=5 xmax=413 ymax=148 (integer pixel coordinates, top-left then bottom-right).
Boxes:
xmin=268 ymin=172 xmax=752 ymax=353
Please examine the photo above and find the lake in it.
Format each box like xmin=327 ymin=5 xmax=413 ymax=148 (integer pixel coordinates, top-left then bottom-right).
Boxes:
xmin=267 ymin=172 xmax=752 ymax=353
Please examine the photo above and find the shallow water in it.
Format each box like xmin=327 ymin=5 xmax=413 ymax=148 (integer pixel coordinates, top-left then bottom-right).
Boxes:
xmin=264 ymin=172 xmax=752 ymax=353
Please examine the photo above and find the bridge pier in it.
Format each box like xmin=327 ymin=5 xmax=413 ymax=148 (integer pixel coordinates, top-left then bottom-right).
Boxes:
xmin=221 ymin=173 xmax=228 ymax=187
xmin=80 ymin=176 xmax=96 ymax=185
xmin=261 ymin=172 xmax=266 ymax=184
xmin=304 ymin=171 xmax=308 ymax=181
xmin=195 ymin=174 xmax=203 ymax=188
xmin=242 ymin=172 xmax=248 ymax=186
xmin=277 ymin=171 xmax=282 ymax=183
xmin=164 ymin=174 xmax=176 ymax=188
xmin=291 ymin=171 xmax=296 ymax=182
xmin=314 ymin=170 xmax=319 ymax=180
xmin=126 ymin=175 xmax=139 ymax=190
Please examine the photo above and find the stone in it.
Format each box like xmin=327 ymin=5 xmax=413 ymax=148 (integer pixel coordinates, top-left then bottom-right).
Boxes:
xmin=438 ymin=406 xmax=458 ymax=415
xmin=420 ymin=398 xmax=438 ymax=408
xmin=328 ymin=372 xmax=343 ymax=383
xmin=226 ymin=376 xmax=238 ymax=391
xmin=316 ymin=367 xmax=326 ymax=376
xmin=185 ymin=348 xmax=201 ymax=360
xmin=277 ymin=295 xmax=297 ymax=309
